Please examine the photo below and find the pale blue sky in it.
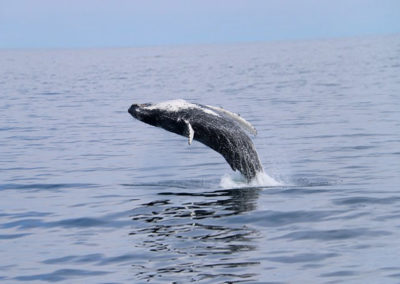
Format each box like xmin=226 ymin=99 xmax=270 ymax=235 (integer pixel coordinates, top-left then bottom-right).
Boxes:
xmin=0 ymin=0 xmax=399 ymax=48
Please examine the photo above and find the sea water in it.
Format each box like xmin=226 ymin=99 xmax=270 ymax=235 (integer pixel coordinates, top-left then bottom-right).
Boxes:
xmin=0 ymin=34 xmax=399 ymax=283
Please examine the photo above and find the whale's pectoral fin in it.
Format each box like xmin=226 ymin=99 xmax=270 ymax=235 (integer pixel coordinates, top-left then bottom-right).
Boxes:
xmin=184 ymin=120 xmax=194 ymax=145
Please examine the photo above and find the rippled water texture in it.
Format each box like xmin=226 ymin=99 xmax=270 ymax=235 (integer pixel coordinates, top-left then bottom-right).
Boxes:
xmin=1 ymin=35 xmax=400 ymax=283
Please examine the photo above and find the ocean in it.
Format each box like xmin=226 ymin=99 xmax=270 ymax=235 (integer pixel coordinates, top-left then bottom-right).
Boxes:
xmin=1 ymin=34 xmax=399 ymax=283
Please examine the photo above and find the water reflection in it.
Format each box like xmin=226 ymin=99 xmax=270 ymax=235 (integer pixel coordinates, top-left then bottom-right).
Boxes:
xmin=129 ymin=185 xmax=261 ymax=282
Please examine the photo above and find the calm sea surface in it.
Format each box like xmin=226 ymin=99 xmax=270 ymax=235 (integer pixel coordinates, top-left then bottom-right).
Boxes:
xmin=1 ymin=35 xmax=400 ymax=283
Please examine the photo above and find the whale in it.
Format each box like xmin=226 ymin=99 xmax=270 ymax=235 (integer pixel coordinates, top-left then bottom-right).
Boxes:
xmin=128 ymin=99 xmax=263 ymax=181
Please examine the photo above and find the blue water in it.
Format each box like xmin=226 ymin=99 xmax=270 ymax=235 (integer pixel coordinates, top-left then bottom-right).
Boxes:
xmin=1 ymin=34 xmax=400 ymax=283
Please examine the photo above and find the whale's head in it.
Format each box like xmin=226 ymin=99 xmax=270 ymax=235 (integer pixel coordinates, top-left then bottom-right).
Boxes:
xmin=128 ymin=103 xmax=150 ymax=118
xmin=129 ymin=100 xmax=191 ymax=134
xmin=128 ymin=103 xmax=160 ymax=126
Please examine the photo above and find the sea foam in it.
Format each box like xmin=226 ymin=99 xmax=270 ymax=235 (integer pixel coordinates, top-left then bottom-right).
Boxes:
xmin=219 ymin=171 xmax=282 ymax=189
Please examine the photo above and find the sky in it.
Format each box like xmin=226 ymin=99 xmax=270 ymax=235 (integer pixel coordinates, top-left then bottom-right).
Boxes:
xmin=0 ymin=0 xmax=399 ymax=48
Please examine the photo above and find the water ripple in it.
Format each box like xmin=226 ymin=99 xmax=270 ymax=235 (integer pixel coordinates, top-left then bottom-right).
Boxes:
xmin=0 ymin=233 xmax=31 ymax=239
xmin=334 ymin=196 xmax=400 ymax=205
xmin=272 ymin=228 xmax=391 ymax=241
xmin=228 ymin=210 xmax=343 ymax=227
xmin=14 ymin=269 xmax=109 ymax=282
xmin=265 ymin=253 xmax=338 ymax=264
xmin=320 ymin=270 xmax=357 ymax=277
xmin=0 ymin=183 xmax=98 ymax=191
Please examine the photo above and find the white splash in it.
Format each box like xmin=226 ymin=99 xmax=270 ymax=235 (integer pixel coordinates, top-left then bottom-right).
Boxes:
xmin=145 ymin=99 xmax=219 ymax=116
xmin=219 ymin=171 xmax=283 ymax=189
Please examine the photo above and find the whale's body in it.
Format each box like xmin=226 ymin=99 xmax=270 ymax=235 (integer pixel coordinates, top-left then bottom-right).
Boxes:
xmin=128 ymin=99 xmax=263 ymax=181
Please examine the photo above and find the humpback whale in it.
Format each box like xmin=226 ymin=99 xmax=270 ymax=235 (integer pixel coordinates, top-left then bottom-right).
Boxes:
xmin=128 ymin=99 xmax=263 ymax=181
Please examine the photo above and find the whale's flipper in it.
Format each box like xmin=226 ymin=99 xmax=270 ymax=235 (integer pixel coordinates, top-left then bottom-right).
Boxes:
xmin=205 ymin=105 xmax=257 ymax=136
xmin=184 ymin=120 xmax=194 ymax=145
xmin=128 ymin=99 xmax=263 ymax=181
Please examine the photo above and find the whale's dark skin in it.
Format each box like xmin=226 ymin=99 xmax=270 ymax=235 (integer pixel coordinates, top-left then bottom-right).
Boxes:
xmin=128 ymin=101 xmax=263 ymax=181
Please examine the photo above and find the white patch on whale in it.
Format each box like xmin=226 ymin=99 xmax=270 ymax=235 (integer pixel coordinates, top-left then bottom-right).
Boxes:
xmin=205 ymin=105 xmax=257 ymax=136
xmin=144 ymin=99 xmax=220 ymax=116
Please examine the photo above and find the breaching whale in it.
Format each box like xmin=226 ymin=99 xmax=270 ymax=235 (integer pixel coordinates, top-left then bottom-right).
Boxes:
xmin=128 ymin=99 xmax=263 ymax=181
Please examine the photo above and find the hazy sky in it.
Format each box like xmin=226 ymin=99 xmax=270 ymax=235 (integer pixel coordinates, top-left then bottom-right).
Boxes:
xmin=1 ymin=0 xmax=399 ymax=48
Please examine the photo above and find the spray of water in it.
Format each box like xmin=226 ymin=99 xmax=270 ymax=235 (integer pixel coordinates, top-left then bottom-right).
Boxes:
xmin=219 ymin=170 xmax=283 ymax=189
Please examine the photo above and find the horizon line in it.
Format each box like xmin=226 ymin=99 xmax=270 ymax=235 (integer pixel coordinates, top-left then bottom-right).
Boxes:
xmin=1 ymin=32 xmax=398 ymax=51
